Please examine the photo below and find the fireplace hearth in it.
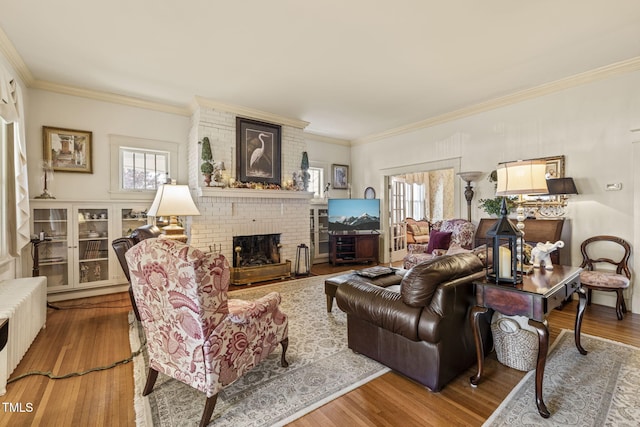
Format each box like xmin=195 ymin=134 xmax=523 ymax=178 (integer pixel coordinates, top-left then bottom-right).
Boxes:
xmin=233 ymin=234 xmax=281 ymax=267
xmin=231 ymin=233 xmax=291 ymax=285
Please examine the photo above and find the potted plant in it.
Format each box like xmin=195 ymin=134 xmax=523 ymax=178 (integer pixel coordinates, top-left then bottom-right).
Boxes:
xmin=200 ymin=137 xmax=214 ymax=187
xmin=478 ymin=170 xmax=517 ymax=216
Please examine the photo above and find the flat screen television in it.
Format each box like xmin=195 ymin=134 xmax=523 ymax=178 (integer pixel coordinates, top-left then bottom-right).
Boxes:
xmin=328 ymin=198 xmax=380 ymax=232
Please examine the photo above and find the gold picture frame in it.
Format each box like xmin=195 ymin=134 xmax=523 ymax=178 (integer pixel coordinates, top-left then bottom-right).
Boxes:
xmin=521 ymin=155 xmax=565 ymax=206
xmin=43 ymin=126 xmax=93 ymax=173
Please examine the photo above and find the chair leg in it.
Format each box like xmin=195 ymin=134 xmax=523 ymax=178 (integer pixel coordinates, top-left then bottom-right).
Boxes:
xmin=586 ymin=288 xmax=593 ymax=305
xmin=129 ymin=285 xmax=141 ymax=321
xmin=615 ymin=289 xmax=625 ymax=320
xmin=200 ymin=394 xmax=218 ymax=427
xmin=280 ymin=337 xmax=289 ymax=368
xmin=142 ymin=368 xmax=159 ymax=396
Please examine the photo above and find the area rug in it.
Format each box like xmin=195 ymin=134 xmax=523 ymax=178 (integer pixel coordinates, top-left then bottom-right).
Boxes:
xmin=129 ymin=274 xmax=390 ymax=426
xmin=484 ymin=329 xmax=640 ymax=426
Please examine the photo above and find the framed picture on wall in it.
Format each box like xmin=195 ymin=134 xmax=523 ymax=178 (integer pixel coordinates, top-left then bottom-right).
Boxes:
xmin=522 ymin=154 xmax=565 ymax=205
xmin=332 ymin=164 xmax=349 ymax=189
xmin=236 ymin=117 xmax=281 ymax=185
xmin=43 ymin=126 xmax=93 ymax=173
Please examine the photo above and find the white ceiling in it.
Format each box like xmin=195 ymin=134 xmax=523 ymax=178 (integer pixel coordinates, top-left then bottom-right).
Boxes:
xmin=2 ymin=1 xmax=640 ymax=141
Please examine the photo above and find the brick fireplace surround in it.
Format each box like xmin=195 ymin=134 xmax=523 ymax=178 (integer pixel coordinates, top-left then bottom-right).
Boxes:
xmin=186 ymin=100 xmax=314 ymax=270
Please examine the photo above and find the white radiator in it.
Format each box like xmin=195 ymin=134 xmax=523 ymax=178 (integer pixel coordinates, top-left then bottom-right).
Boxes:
xmin=0 ymin=276 xmax=47 ymax=395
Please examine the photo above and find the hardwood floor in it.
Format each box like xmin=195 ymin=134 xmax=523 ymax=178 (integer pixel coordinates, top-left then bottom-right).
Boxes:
xmin=2 ymin=264 xmax=639 ymax=427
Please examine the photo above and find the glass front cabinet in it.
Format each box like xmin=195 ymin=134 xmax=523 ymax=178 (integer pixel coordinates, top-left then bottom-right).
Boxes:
xmin=310 ymin=202 xmax=329 ymax=264
xmin=27 ymin=201 xmax=150 ymax=296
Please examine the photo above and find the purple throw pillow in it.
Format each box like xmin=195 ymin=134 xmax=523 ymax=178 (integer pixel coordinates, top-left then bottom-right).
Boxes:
xmin=426 ymin=230 xmax=452 ymax=254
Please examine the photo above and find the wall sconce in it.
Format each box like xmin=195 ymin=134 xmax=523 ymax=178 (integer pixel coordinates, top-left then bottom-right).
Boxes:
xmin=457 ymin=171 xmax=483 ymax=222
xmin=147 ymin=180 xmax=201 ymax=243
xmin=537 ymin=177 xmax=578 ymax=218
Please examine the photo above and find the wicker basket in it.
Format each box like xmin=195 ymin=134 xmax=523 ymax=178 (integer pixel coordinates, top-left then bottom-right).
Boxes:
xmin=491 ymin=315 xmax=538 ymax=371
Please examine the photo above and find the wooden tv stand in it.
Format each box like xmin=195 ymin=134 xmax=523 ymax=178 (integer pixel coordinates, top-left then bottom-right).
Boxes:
xmin=329 ymin=233 xmax=379 ymax=265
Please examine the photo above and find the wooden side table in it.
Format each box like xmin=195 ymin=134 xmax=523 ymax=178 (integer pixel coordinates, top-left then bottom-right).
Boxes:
xmin=470 ymin=266 xmax=587 ymax=418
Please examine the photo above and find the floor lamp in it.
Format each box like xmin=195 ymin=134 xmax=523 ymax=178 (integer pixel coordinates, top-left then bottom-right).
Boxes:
xmin=457 ymin=171 xmax=483 ymax=221
xmin=495 ymin=159 xmax=548 ymax=268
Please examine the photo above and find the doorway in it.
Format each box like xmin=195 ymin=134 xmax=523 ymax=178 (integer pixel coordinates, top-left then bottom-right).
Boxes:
xmin=382 ymin=158 xmax=461 ymax=264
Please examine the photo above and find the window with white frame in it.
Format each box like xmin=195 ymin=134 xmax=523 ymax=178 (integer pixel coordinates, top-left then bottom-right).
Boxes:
xmin=110 ymin=135 xmax=179 ymax=194
xmin=308 ymin=166 xmax=324 ymax=197
xmin=120 ymin=147 xmax=169 ymax=190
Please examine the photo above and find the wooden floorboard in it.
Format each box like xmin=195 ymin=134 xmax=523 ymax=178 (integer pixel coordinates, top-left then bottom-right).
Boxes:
xmin=1 ymin=263 xmax=639 ymax=426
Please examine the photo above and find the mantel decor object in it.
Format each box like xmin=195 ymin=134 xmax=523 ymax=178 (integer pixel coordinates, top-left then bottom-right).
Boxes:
xmin=200 ymin=137 xmax=214 ymax=187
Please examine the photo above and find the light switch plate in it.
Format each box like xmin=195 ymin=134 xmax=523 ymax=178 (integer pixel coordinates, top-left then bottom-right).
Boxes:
xmin=605 ymin=183 xmax=622 ymax=191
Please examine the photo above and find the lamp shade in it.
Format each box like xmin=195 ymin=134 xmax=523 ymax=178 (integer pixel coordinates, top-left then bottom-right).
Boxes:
xmin=496 ymin=159 xmax=548 ymax=196
xmin=457 ymin=171 xmax=483 ymax=183
xmin=545 ymin=177 xmax=578 ymax=195
xmin=147 ymin=184 xmax=201 ymax=217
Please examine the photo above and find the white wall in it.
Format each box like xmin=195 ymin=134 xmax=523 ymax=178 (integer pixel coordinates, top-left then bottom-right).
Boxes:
xmin=26 ymin=90 xmax=191 ymax=201
xmin=351 ymin=71 xmax=640 ymax=312
xmin=304 ymin=135 xmax=351 ymax=199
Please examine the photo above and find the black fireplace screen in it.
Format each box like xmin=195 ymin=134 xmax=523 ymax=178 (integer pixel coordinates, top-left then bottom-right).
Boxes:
xmin=232 ymin=234 xmax=281 ymax=267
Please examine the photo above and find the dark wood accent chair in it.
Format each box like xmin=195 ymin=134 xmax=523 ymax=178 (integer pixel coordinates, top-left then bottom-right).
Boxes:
xmin=579 ymin=235 xmax=631 ymax=320
xmin=111 ymin=224 xmax=162 ymax=320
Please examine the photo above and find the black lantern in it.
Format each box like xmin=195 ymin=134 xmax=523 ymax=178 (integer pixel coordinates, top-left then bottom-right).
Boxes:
xmin=486 ymin=198 xmax=524 ymax=285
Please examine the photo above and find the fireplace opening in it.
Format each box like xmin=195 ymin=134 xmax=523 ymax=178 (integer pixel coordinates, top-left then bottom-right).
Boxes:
xmin=232 ymin=233 xmax=281 ymax=268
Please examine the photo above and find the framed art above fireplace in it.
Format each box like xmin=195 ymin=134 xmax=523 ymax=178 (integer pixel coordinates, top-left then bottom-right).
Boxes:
xmin=236 ymin=117 xmax=281 ymax=186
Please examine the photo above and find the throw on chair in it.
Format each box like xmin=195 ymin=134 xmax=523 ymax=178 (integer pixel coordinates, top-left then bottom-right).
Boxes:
xmin=579 ymin=235 xmax=631 ymax=320
xmin=126 ymin=238 xmax=289 ymax=426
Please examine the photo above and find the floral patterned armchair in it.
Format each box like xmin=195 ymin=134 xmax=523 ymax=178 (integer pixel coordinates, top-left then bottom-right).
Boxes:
xmin=403 ymin=219 xmax=476 ymax=269
xmin=125 ymin=238 xmax=289 ymax=427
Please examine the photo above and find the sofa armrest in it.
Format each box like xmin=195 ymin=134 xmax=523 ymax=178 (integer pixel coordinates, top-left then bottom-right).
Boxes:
xmin=418 ymin=270 xmax=485 ymax=342
xmin=336 ymin=277 xmax=422 ymax=341
xmin=408 ymin=243 xmax=430 ymax=254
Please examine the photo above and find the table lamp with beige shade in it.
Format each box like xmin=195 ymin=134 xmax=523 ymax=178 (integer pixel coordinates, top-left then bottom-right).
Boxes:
xmin=147 ymin=181 xmax=201 ymax=243
xmin=494 ymin=159 xmax=548 ymax=274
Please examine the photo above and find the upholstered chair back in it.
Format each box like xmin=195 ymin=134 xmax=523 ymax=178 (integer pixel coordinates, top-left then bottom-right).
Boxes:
xmin=125 ymin=237 xmax=289 ymax=426
xmin=126 ymin=238 xmax=230 ymax=394
xmin=435 ymin=219 xmax=476 ymax=249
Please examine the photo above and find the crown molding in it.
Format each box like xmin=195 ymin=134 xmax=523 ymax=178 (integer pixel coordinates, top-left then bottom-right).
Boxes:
xmin=31 ymin=80 xmax=191 ymax=116
xmin=303 ymin=132 xmax=350 ymax=146
xmin=192 ymin=96 xmax=309 ymax=129
xmin=352 ymin=56 xmax=640 ymax=146
xmin=0 ymin=27 xmax=34 ymax=85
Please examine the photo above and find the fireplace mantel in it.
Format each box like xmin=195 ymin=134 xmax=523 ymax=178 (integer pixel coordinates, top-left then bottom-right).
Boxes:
xmin=196 ymin=187 xmax=315 ymax=200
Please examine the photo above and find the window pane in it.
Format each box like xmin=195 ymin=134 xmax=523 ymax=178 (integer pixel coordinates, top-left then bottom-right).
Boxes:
xmin=309 ymin=167 xmax=323 ymax=197
xmin=120 ymin=148 xmax=170 ymax=191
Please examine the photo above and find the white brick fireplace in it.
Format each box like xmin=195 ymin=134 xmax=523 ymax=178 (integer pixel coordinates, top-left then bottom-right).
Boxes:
xmin=186 ymin=98 xmax=313 ymax=270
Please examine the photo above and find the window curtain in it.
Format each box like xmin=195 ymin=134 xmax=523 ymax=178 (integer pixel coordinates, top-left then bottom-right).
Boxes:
xmin=0 ymin=64 xmax=30 ymax=256
xmin=402 ymin=172 xmax=430 ymax=220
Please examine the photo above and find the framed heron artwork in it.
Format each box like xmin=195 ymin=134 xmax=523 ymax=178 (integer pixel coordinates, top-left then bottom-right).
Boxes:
xmin=236 ymin=117 xmax=282 ymax=186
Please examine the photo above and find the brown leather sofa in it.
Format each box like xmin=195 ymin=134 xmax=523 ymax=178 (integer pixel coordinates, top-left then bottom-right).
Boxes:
xmin=111 ymin=224 xmax=162 ymax=320
xmin=334 ymin=253 xmax=492 ymax=391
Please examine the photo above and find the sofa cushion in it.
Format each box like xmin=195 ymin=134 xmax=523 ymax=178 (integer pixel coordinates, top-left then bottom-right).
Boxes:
xmin=400 ymin=253 xmax=484 ymax=308
xmin=408 ymin=223 xmax=430 ymax=236
xmin=426 ymin=230 xmax=452 ymax=254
